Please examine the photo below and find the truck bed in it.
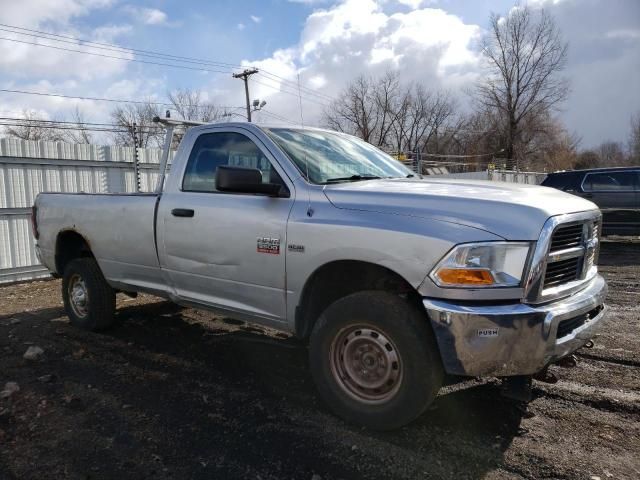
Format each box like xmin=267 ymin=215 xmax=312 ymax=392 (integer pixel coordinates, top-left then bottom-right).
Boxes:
xmin=35 ymin=192 xmax=165 ymax=292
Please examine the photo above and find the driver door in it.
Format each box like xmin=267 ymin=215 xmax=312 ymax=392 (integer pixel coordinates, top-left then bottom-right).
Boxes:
xmin=157 ymin=128 xmax=294 ymax=324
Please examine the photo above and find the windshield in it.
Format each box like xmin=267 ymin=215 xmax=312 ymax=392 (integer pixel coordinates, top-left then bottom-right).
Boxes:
xmin=264 ymin=128 xmax=414 ymax=184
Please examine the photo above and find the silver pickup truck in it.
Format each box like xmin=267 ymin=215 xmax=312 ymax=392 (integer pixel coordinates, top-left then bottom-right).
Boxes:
xmin=33 ymin=120 xmax=608 ymax=429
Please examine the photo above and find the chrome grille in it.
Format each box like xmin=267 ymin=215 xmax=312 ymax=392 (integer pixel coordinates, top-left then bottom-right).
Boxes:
xmin=542 ymin=219 xmax=600 ymax=291
xmin=549 ymin=224 xmax=584 ymax=250
xmin=544 ymin=256 xmax=582 ymax=287
xmin=524 ymin=211 xmax=601 ymax=303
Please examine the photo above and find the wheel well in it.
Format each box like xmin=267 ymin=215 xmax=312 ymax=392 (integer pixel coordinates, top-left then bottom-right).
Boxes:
xmin=55 ymin=231 xmax=93 ymax=275
xmin=295 ymin=260 xmax=419 ymax=340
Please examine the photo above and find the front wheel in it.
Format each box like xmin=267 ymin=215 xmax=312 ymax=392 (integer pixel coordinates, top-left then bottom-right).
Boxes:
xmin=309 ymin=291 xmax=443 ymax=430
xmin=62 ymin=257 xmax=116 ymax=331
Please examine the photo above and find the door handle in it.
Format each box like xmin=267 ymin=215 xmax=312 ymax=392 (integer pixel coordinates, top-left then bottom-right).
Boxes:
xmin=171 ymin=208 xmax=195 ymax=218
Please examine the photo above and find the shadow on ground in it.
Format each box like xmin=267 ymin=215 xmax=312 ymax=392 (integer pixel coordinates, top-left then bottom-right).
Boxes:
xmin=1 ymin=299 xmax=526 ymax=479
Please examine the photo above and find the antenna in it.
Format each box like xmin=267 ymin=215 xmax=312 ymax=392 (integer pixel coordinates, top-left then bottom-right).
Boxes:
xmin=297 ymin=73 xmax=313 ymax=217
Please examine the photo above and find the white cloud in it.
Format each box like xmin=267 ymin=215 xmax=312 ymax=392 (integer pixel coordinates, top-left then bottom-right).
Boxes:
xmin=0 ymin=0 xmax=130 ymax=82
xmin=228 ymin=0 xmax=480 ymax=126
xmin=123 ymin=6 xmax=177 ymax=26
xmin=250 ymin=15 xmax=262 ymax=24
xmin=92 ymin=24 xmax=133 ymax=42
xmin=395 ymin=0 xmax=426 ymax=9
xmin=0 ymin=0 xmax=114 ymax=29
xmin=227 ymin=0 xmax=639 ymax=147
xmin=606 ymin=29 xmax=640 ymax=40
xmin=237 ymin=23 xmax=246 ymax=30
xmin=142 ymin=8 xmax=168 ymax=25
xmin=287 ymin=0 xmax=331 ymax=4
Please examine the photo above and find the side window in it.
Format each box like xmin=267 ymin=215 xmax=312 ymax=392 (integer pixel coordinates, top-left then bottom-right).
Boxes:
xmin=583 ymin=171 xmax=639 ymax=192
xmin=182 ymin=132 xmax=282 ymax=192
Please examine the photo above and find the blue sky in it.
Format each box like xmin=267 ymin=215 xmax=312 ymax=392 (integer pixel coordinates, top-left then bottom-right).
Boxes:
xmin=0 ymin=0 xmax=638 ymax=148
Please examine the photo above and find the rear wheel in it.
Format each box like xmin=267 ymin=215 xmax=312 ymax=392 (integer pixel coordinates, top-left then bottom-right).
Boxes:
xmin=62 ymin=257 xmax=116 ymax=331
xmin=309 ymin=291 xmax=443 ymax=430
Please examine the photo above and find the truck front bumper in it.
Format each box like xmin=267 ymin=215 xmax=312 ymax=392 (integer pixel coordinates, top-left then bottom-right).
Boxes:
xmin=423 ymin=274 xmax=608 ymax=377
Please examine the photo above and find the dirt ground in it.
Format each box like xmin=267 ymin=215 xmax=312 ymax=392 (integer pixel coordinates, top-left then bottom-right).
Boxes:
xmin=1 ymin=240 xmax=639 ymax=480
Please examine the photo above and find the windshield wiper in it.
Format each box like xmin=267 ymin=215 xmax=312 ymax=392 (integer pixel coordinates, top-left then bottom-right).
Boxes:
xmin=323 ymin=174 xmax=382 ymax=184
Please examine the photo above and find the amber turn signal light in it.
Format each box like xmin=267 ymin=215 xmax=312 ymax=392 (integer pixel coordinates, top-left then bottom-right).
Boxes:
xmin=436 ymin=268 xmax=494 ymax=286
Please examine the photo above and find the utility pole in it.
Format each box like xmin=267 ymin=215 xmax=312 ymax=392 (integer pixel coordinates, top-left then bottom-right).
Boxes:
xmin=132 ymin=122 xmax=140 ymax=192
xmin=232 ymin=68 xmax=259 ymax=122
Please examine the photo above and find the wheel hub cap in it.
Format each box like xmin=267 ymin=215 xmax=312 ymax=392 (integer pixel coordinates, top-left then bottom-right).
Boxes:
xmin=68 ymin=275 xmax=89 ymax=318
xmin=330 ymin=326 xmax=402 ymax=404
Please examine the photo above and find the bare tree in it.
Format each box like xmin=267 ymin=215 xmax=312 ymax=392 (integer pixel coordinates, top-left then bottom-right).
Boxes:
xmin=597 ymin=141 xmax=626 ymax=167
xmin=574 ymin=150 xmax=600 ymax=170
xmin=371 ymin=71 xmax=403 ymax=147
xmin=536 ymin=119 xmax=580 ymax=171
xmin=110 ymin=101 xmax=163 ymax=147
xmin=324 ymin=71 xmax=459 ymax=160
xmin=4 ymin=109 xmax=66 ymax=142
xmin=324 ymin=75 xmax=379 ymax=142
xmin=168 ymin=88 xmax=223 ymax=122
xmin=477 ymin=5 xmax=569 ymax=162
xmin=62 ymin=106 xmax=93 ymax=144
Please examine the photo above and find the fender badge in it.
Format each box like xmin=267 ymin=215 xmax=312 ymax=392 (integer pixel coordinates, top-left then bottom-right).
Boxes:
xmin=287 ymin=244 xmax=305 ymax=253
xmin=257 ymin=237 xmax=280 ymax=255
xmin=477 ymin=328 xmax=499 ymax=338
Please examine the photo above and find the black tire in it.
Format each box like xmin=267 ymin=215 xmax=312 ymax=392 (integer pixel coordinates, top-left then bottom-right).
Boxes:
xmin=309 ymin=291 xmax=443 ymax=430
xmin=62 ymin=257 xmax=116 ymax=331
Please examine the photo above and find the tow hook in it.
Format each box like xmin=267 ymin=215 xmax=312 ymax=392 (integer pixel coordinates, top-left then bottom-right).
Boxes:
xmin=533 ymin=367 xmax=558 ymax=384
xmin=556 ymin=354 xmax=577 ymax=369
xmin=584 ymin=340 xmax=595 ymax=349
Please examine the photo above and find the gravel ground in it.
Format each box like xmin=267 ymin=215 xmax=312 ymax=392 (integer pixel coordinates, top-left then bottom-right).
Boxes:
xmin=0 ymin=240 xmax=638 ymax=480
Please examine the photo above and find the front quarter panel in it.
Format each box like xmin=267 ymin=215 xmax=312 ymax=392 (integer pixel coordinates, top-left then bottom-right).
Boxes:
xmin=284 ymin=189 xmax=504 ymax=330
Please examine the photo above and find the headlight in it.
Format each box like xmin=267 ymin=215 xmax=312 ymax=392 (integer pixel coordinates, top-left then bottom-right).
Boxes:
xmin=430 ymin=242 xmax=531 ymax=288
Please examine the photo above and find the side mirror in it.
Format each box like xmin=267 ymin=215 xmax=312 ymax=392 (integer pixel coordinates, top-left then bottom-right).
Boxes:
xmin=215 ymin=166 xmax=289 ymax=197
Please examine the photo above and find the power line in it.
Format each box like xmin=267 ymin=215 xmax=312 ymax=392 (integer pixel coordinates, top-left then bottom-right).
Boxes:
xmin=250 ymin=77 xmax=331 ymax=108
xmin=259 ymin=109 xmax=291 ymax=123
xmin=0 ymin=22 xmax=337 ymax=103
xmin=0 ymin=36 xmax=231 ymax=74
xmin=0 ymin=116 xmax=165 ymax=134
xmin=0 ymin=88 xmax=242 ymax=110
xmin=0 ymin=33 xmax=332 ymax=108
xmin=419 ymin=150 xmax=505 ymax=158
xmin=0 ymin=116 xmax=164 ymax=131
xmin=0 ymin=23 xmax=244 ymax=69
xmin=0 ymin=116 xmax=120 ymax=127
xmin=0 ymin=122 xmax=144 ymax=134
xmin=257 ymin=71 xmax=335 ymax=103
xmin=0 ymin=121 xmax=160 ymax=132
xmin=0 ymin=24 xmax=244 ymax=70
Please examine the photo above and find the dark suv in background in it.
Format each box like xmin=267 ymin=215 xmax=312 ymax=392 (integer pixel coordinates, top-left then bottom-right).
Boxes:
xmin=541 ymin=166 xmax=640 ymax=236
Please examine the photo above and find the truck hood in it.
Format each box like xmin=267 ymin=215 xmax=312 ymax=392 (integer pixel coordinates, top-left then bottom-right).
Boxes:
xmin=322 ymin=178 xmax=598 ymax=240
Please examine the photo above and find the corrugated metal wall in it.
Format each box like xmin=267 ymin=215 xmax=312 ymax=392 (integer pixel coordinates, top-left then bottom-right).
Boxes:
xmin=0 ymin=138 xmax=174 ymax=283
xmin=426 ymin=170 xmax=546 ymax=184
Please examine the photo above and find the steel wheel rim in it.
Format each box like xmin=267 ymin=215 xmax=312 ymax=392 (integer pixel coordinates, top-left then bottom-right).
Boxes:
xmin=330 ymin=325 xmax=403 ymax=404
xmin=68 ymin=274 xmax=89 ymax=318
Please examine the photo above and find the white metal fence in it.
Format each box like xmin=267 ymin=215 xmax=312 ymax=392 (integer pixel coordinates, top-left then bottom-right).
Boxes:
xmin=0 ymin=138 xmax=174 ymax=283
xmin=430 ymin=170 xmax=546 ymax=184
